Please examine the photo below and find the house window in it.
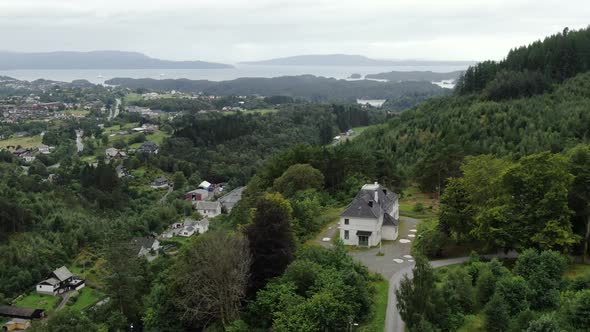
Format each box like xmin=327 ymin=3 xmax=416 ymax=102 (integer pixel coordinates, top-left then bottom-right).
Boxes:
xmin=344 ymin=218 xmax=349 ymax=225
xmin=344 ymin=230 xmax=349 ymax=240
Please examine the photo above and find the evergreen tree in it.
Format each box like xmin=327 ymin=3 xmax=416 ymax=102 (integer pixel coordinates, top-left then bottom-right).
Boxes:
xmin=246 ymin=193 xmax=296 ymax=297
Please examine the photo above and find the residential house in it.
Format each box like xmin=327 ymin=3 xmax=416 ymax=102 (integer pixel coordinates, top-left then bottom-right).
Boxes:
xmin=185 ymin=188 xmax=211 ymax=202
xmin=105 ymin=148 xmax=126 ymax=160
xmin=194 ymin=201 xmax=222 ymax=218
xmin=2 ymin=318 xmax=30 ymax=331
xmin=115 ymin=165 xmax=129 ymax=178
xmin=150 ymin=177 xmax=169 ymax=189
xmin=179 ymin=218 xmax=209 ymax=237
xmin=198 ymin=180 xmax=212 ymax=190
xmin=137 ymin=141 xmax=158 ymax=154
xmin=36 ymin=144 xmax=50 ymax=154
xmin=131 ymin=237 xmax=160 ymax=261
xmin=339 ymin=182 xmax=399 ymax=247
xmin=36 ymin=266 xmax=85 ymax=296
xmin=20 ymin=152 xmax=36 ymax=163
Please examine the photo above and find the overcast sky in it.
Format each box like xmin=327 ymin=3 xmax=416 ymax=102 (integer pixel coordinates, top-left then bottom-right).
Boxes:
xmin=1 ymin=0 xmax=588 ymax=63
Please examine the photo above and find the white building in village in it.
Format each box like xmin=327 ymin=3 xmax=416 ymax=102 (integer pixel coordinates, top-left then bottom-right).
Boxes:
xmin=339 ymin=182 xmax=399 ymax=247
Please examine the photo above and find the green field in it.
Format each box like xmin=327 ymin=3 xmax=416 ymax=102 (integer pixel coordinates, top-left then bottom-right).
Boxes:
xmin=103 ymin=123 xmax=139 ymax=135
xmin=359 ymin=279 xmax=389 ymax=332
xmin=399 ymin=186 xmax=438 ymax=219
xmin=14 ymin=293 xmax=60 ymax=311
xmin=64 ymin=109 xmax=90 ymax=116
xmin=128 ymin=130 xmax=170 ymax=149
xmin=68 ymin=287 xmax=105 ymax=311
xmin=124 ymin=93 xmax=143 ymax=103
xmin=0 ymin=135 xmax=43 ymax=149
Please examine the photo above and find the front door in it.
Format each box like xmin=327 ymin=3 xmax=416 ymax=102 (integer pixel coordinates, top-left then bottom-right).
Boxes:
xmin=358 ymin=235 xmax=369 ymax=247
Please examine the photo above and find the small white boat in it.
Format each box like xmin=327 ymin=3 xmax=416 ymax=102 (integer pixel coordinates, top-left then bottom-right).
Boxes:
xmin=97 ymin=74 xmax=104 ymax=78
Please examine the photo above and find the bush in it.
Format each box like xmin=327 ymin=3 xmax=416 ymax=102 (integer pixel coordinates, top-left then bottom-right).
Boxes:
xmin=413 ymin=202 xmax=425 ymax=213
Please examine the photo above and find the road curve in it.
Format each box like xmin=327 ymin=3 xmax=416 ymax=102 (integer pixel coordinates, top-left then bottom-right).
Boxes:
xmin=386 ymin=252 xmax=517 ymax=332
xmin=386 ymin=257 xmax=470 ymax=332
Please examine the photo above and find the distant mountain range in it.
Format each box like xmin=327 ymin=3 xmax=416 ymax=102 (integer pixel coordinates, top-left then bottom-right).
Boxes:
xmin=0 ymin=51 xmax=233 ymax=70
xmin=240 ymin=54 xmax=475 ymax=67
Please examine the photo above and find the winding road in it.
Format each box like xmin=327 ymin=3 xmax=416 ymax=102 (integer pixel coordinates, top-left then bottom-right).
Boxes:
xmin=386 ymin=252 xmax=518 ymax=332
xmin=108 ymin=98 xmax=121 ymax=120
xmin=75 ymin=130 xmax=84 ymax=153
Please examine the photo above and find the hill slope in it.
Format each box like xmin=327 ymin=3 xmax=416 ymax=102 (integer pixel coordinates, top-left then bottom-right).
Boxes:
xmin=106 ymin=75 xmax=449 ymax=101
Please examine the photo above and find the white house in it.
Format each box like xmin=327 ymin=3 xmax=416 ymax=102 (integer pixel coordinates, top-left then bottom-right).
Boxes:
xmin=194 ymin=201 xmax=222 ymax=218
xmin=179 ymin=219 xmax=209 ymax=237
xmin=131 ymin=237 xmax=161 ymax=262
xmin=339 ymin=182 xmax=399 ymax=247
xmin=36 ymin=266 xmax=85 ymax=295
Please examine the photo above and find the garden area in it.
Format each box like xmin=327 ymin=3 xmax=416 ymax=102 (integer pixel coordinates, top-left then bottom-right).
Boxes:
xmin=14 ymin=292 xmax=60 ymax=311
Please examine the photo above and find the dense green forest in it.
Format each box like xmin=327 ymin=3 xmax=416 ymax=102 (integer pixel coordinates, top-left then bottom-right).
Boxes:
xmin=398 ymin=251 xmax=590 ymax=332
xmin=456 ymin=26 xmax=590 ymax=98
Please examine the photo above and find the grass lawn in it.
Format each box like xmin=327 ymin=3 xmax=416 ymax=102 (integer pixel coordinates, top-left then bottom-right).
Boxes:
xmin=103 ymin=123 xmax=139 ymax=135
xmin=399 ymin=186 xmax=438 ymax=219
xmin=128 ymin=130 xmax=170 ymax=149
xmin=68 ymin=287 xmax=105 ymax=311
xmin=64 ymin=109 xmax=90 ymax=116
xmin=358 ymin=279 xmax=389 ymax=332
xmin=69 ymin=249 xmax=108 ymax=289
xmin=14 ymin=293 xmax=60 ymax=311
xmin=124 ymin=93 xmax=143 ymax=103
xmin=564 ymin=264 xmax=590 ymax=279
xmin=0 ymin=135 xmax=43 ymax=149
xmin=305 ymin=205 xmax=344 ymax=245
xmin=457 ymin=314 xmax=485 ymax=332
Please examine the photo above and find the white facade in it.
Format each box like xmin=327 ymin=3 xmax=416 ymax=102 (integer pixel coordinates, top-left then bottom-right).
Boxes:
xmin=339 ymin=183 xmax=399 ymax=247
xmin=382 ymin=225 xmax=398 ymax=241
xmin=339 ymin=216 xmax=383 ymax=247
xmin=36 ymin=283 xmax=58 ymax=296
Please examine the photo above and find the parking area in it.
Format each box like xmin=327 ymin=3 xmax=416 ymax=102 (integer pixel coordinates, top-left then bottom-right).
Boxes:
xmin=348 ymin=216 xmax=420 ymax=279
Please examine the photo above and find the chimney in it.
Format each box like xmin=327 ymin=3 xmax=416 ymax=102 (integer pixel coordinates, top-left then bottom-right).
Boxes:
xmin=374 ymin=191 xmax=379 ymax=203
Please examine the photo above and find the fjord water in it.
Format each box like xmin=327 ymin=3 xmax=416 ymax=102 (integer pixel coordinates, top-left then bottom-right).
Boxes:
xmin=0 ymin=64 xmax=469 ymax=84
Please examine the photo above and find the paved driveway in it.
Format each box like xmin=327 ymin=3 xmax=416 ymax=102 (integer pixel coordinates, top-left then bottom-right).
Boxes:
xmin=348 ymin=216 xmax=420 ymax=280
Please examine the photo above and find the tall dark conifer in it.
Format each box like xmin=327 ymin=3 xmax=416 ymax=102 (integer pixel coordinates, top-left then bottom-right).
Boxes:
xmin=245 ymin=192 xmax=295 ymax=297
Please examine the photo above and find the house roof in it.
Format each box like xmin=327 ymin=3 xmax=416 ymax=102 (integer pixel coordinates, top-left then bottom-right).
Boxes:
xmin=198 ymin=180 xmax=211 ymax=188
xmin=383 ymin=213 xmax=400 ymax=226
xmin=195 ymin=201 xmax=220 ymax=210
xmin=356 ymin=230 xmax=372 ymax=236
xmin=341 ymin=183 xmax=397 ymax=219
xmin=39 ymin=277 xmax=60 ymax=286
xmin=0 ymin=306 xmax=44 ymax=319
xmin=5 ymin=318 xmax=29 ymax=325
xmin=184 ymin=226 xmax=195 ymax=232
xmin=52 ymin=266 xmax=73 ymax=282
xmin=131 ymin=237 xmax=156 ymax=253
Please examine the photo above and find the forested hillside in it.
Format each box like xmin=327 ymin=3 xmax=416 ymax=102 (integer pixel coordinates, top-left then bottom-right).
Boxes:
xmin=456 ymin=26 xmax=590 ymax=98
xmin=107 ymin=75 xmax=449 ymax=102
